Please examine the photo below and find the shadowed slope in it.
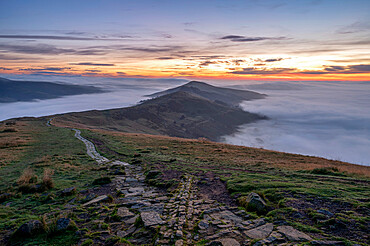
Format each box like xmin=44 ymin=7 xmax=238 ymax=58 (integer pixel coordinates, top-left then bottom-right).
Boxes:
xmin=54 ymin=91 xmax=267 ymax=141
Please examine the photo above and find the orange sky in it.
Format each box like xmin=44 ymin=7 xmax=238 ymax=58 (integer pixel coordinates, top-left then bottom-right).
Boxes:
xmin=1 ymin=0 xmax=369 ymax=81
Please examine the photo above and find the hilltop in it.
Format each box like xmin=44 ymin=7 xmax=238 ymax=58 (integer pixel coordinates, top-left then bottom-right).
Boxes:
xmin=147 ymin=81 xmax=266 ymax=107
xmin=0 ymin=77 xmax=104 ymax=103
xmin=54 ymin=90 xmax=267 ymax=141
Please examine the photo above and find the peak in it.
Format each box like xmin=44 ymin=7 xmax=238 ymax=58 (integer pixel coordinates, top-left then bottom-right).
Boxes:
xmin=185 ymin=81 xmax=209 ymax=86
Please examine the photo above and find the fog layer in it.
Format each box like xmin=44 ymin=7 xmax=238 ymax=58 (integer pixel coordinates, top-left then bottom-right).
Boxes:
xmin=0 ymin=75 xmax=185 ymax=120
xmin=1 ymin=75 xmax=369 ymax=166
xmin=221 ymin=81 xmax=370 ymax=166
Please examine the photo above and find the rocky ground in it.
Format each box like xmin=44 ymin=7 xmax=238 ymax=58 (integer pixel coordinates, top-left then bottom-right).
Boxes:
xmin=4 ymin=124 xmax=355 ymax=245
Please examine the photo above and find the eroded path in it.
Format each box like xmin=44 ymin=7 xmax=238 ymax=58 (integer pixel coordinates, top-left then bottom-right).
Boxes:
xmin=65 ymin=125 xmax=316 ymax=245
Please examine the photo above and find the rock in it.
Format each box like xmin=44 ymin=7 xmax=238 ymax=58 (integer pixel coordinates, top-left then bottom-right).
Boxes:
xmin=277 ymin=225 xmax=312 ymax=241
xmin=56 ymin=218 xmax=73 ymax=231
xmin=126 ymin=215 xmax=139 ymax=225
xmin=14 ymin=220 xmax=44 ymax=237
xmin=175 ymin=230 xmax=183 ymax=237
xmin=209 ymin=238 xmax=241 ymax=246
xmin=211 ymin=210 xmax=243 ymax=224
xmin=128 ymin=187 xmax=145 ymax=193
xmin=82 ymin=195 xmax=109 ymax=206
xmin=311 ymin=241 xmax=346 ymax=246
xmin=117 ymin=207 xmax=135 ymax=219
xmin=243 ymin=192 xmax=266 ymax=213
xmin=317 ymin=209 xmax=334 ymax=217
xmin=60 ymin=187 xmax=76 ymax=197
xmin=140 ymin=211 xmax=164 ymax=227
xmin=175 ymin=239 xmax=184 ymax=246
xmin=198 ymin=220 xmax=209 ymax=230
xmin=244 ymin=223 xmax=273 ymax=239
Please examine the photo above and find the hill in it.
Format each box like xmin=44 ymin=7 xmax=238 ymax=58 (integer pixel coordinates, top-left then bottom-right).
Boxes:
xmin=54 ymin=91 xmax=267 ymax=141
xmin=147 ymin=81 xmax=266 ymax=107
xmin=0 ymin=118 xmax=368 ymax=245
xmin=0 ymin=77 xmax=104 ymax=103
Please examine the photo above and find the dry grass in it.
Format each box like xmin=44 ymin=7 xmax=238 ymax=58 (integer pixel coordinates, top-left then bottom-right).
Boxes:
xmin=17 ymin=168 xmax=38 ymax=186
xmin=0 ymin=121 xmax=33 ymax=166
xmin=42 ymin=168 xmax=54 ymax=189
xmin=95 ymin=129 xmax=370 ymax=177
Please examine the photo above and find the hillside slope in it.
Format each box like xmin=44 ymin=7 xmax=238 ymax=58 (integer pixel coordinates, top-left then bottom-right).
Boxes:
xmin=55 ymin=91 xmax=267 ymax=141
xmin=147 ymin=81 xmax=266 ymax=107
xmin=0 ymin=77 xmax=104 ymax=103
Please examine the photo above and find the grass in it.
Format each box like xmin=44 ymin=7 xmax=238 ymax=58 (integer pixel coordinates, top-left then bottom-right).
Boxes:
xmin=0 ymin=118 xmax=369 ymax=245
xmin=0 ymin=119 xmax=111 ymax=245
xmin=80 ymin=128 xmax=369 ymax=244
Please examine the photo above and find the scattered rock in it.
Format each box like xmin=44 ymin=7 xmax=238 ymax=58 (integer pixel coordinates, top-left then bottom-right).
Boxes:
xmin=211 ymin=210 xmax=243 ymax=224
xmin=175 ymin=239 xmax=184 ymax=246
xmin=243 ymin=192 xmax=266 ymax=213
xmin=198 ymin=220 xmax=209 ymax=230
xmin=244 ymin=223 xmax=273 ymax=239
xmin=277 ymin=225 xmax=312 ymax=241
xmin=209 ymin=238 xmax=241 ymax=246
xmin=117 ymin=207 xmax=135 ymax=219
xmin=56 ymin=218 xmax=73 ymax=231
xmin=82 ymin=195 xmax=109 ymax=206
xmin=317 ymin=209 xmax=334 ymax=217
xmin=14 ymin=220 xmax=44 ymax=237
xmin=311 ymin=241 xmax=346 ymax=246
xmin=140 ymin=211 xmax=164 ymax=227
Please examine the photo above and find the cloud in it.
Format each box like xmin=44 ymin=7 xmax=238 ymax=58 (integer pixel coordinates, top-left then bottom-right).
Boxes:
xmin=337 ymin=21 xmax=370 ymax=34
xmin=231 ymin=67 xmax=295 ymax=74
xmin=85 ymin=69 xmax=102 ymax=72
xmin=0 ymin=34 xmax=130 ymax=41
xmin=0 ymin=44 xmax=75 ymax=55
xmin=221 ymin=35 xmax=287 ymax=42
xmin=264 ymin=58 xmax=283 ymax=62
xmin=74 ymin=49 xmax=107 ymax=55
xmin=0 ymin=67 xmax=12 ymax=70
xmin=19 ymin=67 xmax=71 ymax=72
xmin=156 ymin=57 xmax=176 ymax=60
xmin=300 ymin=64 xmax=370 ymax=74
xmin=349 ymin=64 xmax=370 ymax=72
xmin=71 ymin=62 xmax=115 ymax=66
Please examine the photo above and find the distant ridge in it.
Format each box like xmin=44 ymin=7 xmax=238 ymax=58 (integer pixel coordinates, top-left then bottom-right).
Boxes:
xmin=0 ymin=77 xmax=104 ymax=103
xmin=147 ymin=81 xmax=266 ymax=107
xmin=55 ymin=82 xmax=268 ymax=141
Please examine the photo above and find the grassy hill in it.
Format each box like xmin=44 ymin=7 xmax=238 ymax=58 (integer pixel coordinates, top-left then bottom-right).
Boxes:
xmin=147 ymin=81 xmax=266 ymax=107
xmin=0 ymin=118 xmax=369 ymax=245
xmin=53 ymin=91 xmax=267 ymax=141
xmin=0 ymin=77 xmax=104 ymax=103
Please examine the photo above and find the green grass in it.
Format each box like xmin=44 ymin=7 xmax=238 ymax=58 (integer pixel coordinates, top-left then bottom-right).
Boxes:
xmin=0 ymin=120 xmax=111 ymax=245
xmin=1 ymin=119 xmax=369 ymax=245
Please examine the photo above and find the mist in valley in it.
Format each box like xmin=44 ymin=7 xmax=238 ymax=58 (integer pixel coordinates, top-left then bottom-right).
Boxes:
xmin=1 ymin=75 xmax=369 ymax=166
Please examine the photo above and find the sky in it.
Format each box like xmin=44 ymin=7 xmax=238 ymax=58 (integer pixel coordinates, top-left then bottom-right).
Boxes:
xmin=0 ymin=0 xmax=369 ymax=81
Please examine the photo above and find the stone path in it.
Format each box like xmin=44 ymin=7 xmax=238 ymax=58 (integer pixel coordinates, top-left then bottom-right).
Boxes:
xmin=60 ymin=125 xmax=315 ymax=245
xmin=72 ymin=129 xmax=109 ymax=164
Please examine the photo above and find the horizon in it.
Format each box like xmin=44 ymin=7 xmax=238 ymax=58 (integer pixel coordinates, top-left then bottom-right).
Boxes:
xmin=1 ymin=0 xmax=370 ymax=81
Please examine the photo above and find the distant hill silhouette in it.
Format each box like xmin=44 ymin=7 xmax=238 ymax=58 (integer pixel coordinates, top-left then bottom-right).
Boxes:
xmin=55 ymin=82 xmax=267 ymax=141
xmin=0 ymin=77 xmax=104 ymax=103
xmin=147 ymin=81 xmax=266 ymax=107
